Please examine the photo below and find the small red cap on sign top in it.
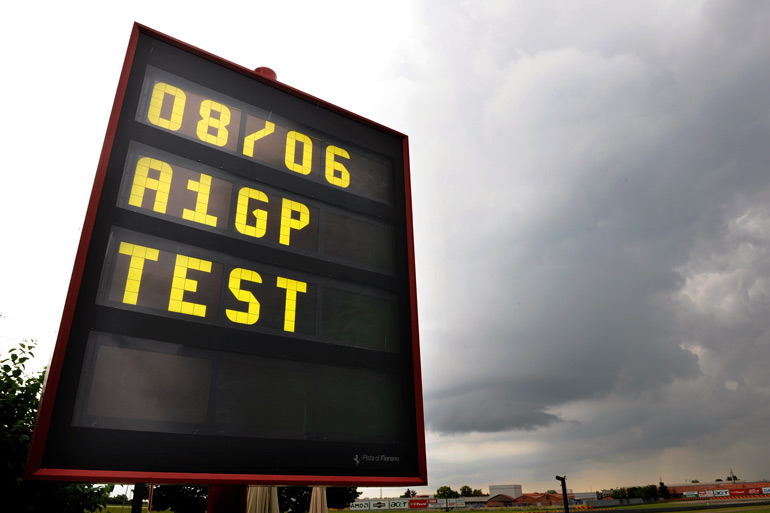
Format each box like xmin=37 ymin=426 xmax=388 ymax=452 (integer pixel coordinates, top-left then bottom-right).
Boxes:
xmin=254 ymin=67 xmax=277 ymax=80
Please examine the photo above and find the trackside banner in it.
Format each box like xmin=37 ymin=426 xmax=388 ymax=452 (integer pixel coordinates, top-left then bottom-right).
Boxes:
xmin=351 ymin=498 xmax=467 ymax=511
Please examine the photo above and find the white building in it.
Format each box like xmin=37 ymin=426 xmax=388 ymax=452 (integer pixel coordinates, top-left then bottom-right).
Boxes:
xmin=488 ymin=484 xmax=522 ymax=499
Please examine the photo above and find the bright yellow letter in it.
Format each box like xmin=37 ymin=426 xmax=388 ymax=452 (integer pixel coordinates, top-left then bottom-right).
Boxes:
xmin=234 ymin=187 xmax=269 ymax=239
xmin=182 ymin=173 xmax=218 ymax=227
xmin=284 ymin=131 xmax=312 ymax=175
xmin=279 ymin=198 xmax=309 ymax=246
xmin=129 ymin=158 xmax=173 ymax=213
xmin=168 ymin=254 xmax=212 ymax=317
xmin=325 ymin=145 xmax=350 ymax=188
xmin=226 ymin=268 xmax=262 ymax=325
xmin=276 ymin=277 xmax=307 ymax=332
xmin=196 ymin=99 xmax=231 ymax=147
xmin=243 ymin=120 xmax=275 ymax=157
xmin=118 ymin=242 xmax=160 ymax=305
xmin=147 ymin=82 xmax=186 ymax=131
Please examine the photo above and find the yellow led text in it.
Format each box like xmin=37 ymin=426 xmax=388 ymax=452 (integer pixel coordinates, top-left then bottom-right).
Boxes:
xmin=147 ymin=82 xmax=186 ymax=131
xmin=226 ymin=268 xmax=262 ymax=325
xmin=279 ymin=199 xmax=310 ymax=246
xmin=276 ymin=277 xmax=308 ymax=332
xmin=234 ymin=187 xmax=269 ymax=239
xmin=182 ymin=173 xmax=218 ymax=227
xmin=118 ymin=242 xmax=159 ymax=305
xmin=112 ymin=241 xmax=308 ymax=332
xmin=168 ymin=255 xmax=213 ymax=317
xmin=129 ymin=158 xmax=173 ymax=213
xmin=145 ymin=80 xmax=356 ymax=190
xmin=325 ymin=146 xmax=351 ymax=188
xmin=242 ymin=120 xmax=275 ymax=157
xmin=196 ymin=99 xmax=231 ymax=147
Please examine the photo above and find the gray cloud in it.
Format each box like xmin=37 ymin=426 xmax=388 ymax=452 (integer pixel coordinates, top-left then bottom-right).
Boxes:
xmin=405 ymin=0 xmax=770 ymax=461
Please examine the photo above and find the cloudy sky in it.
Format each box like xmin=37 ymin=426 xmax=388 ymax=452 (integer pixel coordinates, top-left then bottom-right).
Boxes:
xmin=2 ymin=0 xmax=769 ymax=497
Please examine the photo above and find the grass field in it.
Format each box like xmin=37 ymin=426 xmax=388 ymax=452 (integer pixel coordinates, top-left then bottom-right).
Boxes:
xmin=98 ymin=502 xmax=770 ymax=513
xmin=604 ymin=502 xmax=770 ymax=511
xmin=102 ymin=507 xmax=169 ymax=513
xmin=604 ymin=508 xmax=770 ymax=513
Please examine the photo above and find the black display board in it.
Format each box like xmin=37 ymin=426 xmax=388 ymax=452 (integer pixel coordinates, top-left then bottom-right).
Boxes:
xmin=27 ymin=23 xmax=426 ymax=486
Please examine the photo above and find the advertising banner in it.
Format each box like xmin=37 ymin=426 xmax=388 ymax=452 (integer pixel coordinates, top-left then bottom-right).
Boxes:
xmin=730 ymin=489 xmax=746 ymax=496
xmin=410 ymin=499 xmax=428 ymax=509
xmin=370 ymin=501 xmax=390 ymax=510
xmin=683 ymin=492 xmax=699 ymax=498
xmin=763 ymin=487 xmax=770 ymax=494
xmin=713 ymin=490 xmax=729 ymax=497
xmin=448 ymin=499 xmax=466 ymax=508
xmin=351 ymin=502 xmax=371 ymax=510
xmin=389 ymin=500 xmax=411 ymax=509
xmin=698 ymin=491 xmax=713 ymax=498
xmin=747 ymin=488 xmax=761 ymax=495
xmin=429 ymin=499 xmax=447 ymax=509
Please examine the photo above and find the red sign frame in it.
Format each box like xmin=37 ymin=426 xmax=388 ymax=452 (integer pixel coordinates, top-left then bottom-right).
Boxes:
xmin=26 ymin=22 xmax=426 ymax=486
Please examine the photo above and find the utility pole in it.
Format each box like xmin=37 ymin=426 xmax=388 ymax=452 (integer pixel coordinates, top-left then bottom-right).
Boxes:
xmin=555 ymin=476 xmax=569 ymax=513
xmin=132 ymin=483 xmax=146 ymax=513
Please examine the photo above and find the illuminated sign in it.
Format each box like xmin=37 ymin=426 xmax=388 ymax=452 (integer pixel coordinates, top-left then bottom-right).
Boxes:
xmin=27 ymin=23 xmax=425 ymax=486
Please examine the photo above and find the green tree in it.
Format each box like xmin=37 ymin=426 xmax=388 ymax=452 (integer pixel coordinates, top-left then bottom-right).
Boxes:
xmin=460 ymin=485 xmax=473 ymax=497
xmin=610 ymin=488 xmax=627 ymax=501
xmin=472 ymin=489 xmax=484 ymax=497
xmin=639 ymin=485 xmax=658 ymax=502
xmin=327 ymin=487 xmax=361 ymax=510
xmin=435 ymin=486 xmax=460 ymax=499
xmin=279 ymin=487 xmax=359 ymax=513
xmin=401 ymin=489 xmax=417 ymax=498
xmin=152 ymin=485 xmax=208 ymax=513
xmin=279 ymin=486 xmax=312 ymax=513
xmin=1 ymin=341 xmax=113 ymax=513
xmin=546 ymin=489 xmax=557 ymax=494
xmin=691 ymin=479 xmax=700 ymax=483
xmin=715 ymin=479 xmax=723 ymax=482
xmin=658 ymin=482 xmax=669 ymax=499
xmin=727 ymin=475 xmax=739 ymax=481
xmin=106 ymin=493 xmax=129 ymax=505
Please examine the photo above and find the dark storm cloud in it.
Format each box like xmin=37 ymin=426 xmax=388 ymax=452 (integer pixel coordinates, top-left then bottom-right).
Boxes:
xmin=405 ymin=0 xmax=770 ymax=444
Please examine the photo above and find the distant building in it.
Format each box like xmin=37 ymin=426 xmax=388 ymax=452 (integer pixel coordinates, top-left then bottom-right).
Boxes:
xmin=510 ymin=493 xmax=566 ymax=507
xmin=462 ymin=497 xmax=489 ymax=509
xmin=572 ymin=492 xmax=598 ymax=503
xmin=666 ymin=480 xmax=770 ymax=497
xmin=486 ymin=494 xmax=517 ymax=507
xmin=488 ymin=484 xmax=523 ymax=499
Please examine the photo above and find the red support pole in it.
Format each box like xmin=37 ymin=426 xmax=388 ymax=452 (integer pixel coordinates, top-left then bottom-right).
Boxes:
xmin=207 ymin=485 xmax=248 ymax=513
